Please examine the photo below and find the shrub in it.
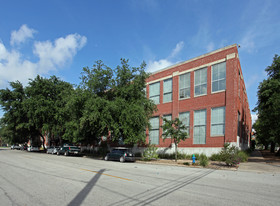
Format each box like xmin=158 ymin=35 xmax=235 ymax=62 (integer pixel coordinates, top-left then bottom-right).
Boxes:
xmin=199 ymin=153 xmax=209 ymax=167
xmin=143 ymin=145 xmax=158 ymax=161
xmin=158 ymin=152 xmax=187 ymax=160
xmin=183 ymin=162 xmax=190 ymax=166
xmin=210 ymin=143 xmax=247 ymax=166
xmin=237 ymin=151 xmax=249 ymax=162
xmin=209 ymin=153 xmax=221 ymax=161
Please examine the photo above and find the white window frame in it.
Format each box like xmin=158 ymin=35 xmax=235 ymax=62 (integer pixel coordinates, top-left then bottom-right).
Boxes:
xmin=149 ymin=82 xmax=160 ymax=104
xmin=193 ymin=109 xmax=206 ymax=144
xmin=211 ymin=62 xmax=226 ymax=93
xmin=179 ymin=73 xmax=190 ymax=99
xmin=163 ymin=78 xmax=172 ymax=103
xmin=179 ymin=112 xmax=190 ymax=135
xmin=211 ymin=107 xmax=225 ymax=136
xmin=149 ymin=116 xmax=159 ymax=145
xmin=194 ymin=68 xmax=207 ymax=97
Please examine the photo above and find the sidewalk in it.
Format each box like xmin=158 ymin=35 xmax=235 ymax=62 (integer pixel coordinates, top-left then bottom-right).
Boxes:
xmin=238 ymin=150 xmax=280 ymax=173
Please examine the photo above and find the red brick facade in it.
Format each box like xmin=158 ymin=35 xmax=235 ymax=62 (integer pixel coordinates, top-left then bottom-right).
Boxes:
xmin=145 ymin=44 xmax=251 ymax=151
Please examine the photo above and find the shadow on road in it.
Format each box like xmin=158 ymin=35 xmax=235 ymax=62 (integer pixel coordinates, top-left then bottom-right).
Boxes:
xmin=68 ymin=169 xmax=105 ymax=206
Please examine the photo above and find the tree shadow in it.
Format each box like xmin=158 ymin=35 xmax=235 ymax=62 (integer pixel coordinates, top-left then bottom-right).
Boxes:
xmin=68 ymin=169 xmax=105 ymax=206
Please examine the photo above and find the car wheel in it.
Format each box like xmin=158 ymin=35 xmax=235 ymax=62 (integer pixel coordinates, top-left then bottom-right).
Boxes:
xmin=64 ymin=151 xmax=69 ymax=156
xmin=104 ymin=155 xmax=109 ymax=161
xmin=120 ymin=156 xmax=125 ymax=163
xmin=57 ymin=152 xmax=60 ymax=156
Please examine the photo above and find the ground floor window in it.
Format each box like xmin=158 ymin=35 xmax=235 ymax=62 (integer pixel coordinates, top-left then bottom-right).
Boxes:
xmin=179 ymin=112 xmax=190 ymax=135
xmin=211 ymin=107 xmax=225 ymax=136
xmin=149 ymin=117 xmax=159 ymax=144
xmin=193 ymin=109 xmax=206 ymax=144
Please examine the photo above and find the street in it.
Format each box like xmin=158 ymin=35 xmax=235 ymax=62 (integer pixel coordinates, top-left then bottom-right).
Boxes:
xmin=0 ymin=148 xmax=280 ymax=206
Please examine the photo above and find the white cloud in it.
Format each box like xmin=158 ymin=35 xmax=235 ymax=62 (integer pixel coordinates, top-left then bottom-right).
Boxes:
xmin=251 ymin=113 xmax=258 ymax=125
xmin=0 ymin=25 xmax=87 ymax=88
xmin=169 ymin=41 xmax=184 ymax=58
xmin=147 ymin=59 xmax=173 ymax=73
xmin=34 ymin=34 xmax=87 ymax=73
xmin=147 ymin=41 xmax=184 ymax=73
xmin=10 ymin=24 xmax=36 ymax=46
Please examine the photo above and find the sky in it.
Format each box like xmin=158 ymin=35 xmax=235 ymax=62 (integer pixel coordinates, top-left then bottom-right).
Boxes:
xmin=0 ymin=0 xmax=280 ymax=124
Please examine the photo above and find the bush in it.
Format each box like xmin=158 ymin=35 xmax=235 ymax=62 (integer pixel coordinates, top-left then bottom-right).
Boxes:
xmin=210 ymin=143 xmax=247 ymax=166
xmin=237 ymin=151 xmax=249 ymax=162
xmin=142 ymin=145 xmax=158 ymax=161
xmin=199 ymin=153 xmax=209 ymax=167
xmin=158 ymin=152 xmax=188 ymax=160
xmin=209 ymin=153 xmax=221 ymax=161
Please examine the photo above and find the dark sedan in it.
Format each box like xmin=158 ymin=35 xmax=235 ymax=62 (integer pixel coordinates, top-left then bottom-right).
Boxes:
xmin=57 ymin=146 xmax=81 ymax=156
xmin=105 ymin=148 xmax=135 ymax=162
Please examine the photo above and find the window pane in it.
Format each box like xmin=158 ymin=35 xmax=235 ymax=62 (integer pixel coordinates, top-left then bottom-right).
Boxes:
xmin=211 ymin=107 xmax=225 ymax=136
xmin=179 ymin=73 xmax=190 ymax=99
xmin=194 ymin=109 xmax=206 ymax=144
xmin=212 ymin=62 xmax=226 ymax=92
xmin=150 ymin=96 xmax=160 ymax=104
xmin=195 ymin=68 xmax=207 ymax=96
xmin=179 ymin=112 xmax=190 ymax=134
xmin=149 ymin=82 xmax=160 ymax=97
xmin=149 ymin=130 xmax=159 ymax=145
xmin=150 ymin=117 xmax=159 ymax=129
xmin=163 ymin=93 xmax=172 ymax=102
xmin=164 ymin=78 xmax=172 ymax=93
xmin=149 ymin=117 xmax=159 ymax=144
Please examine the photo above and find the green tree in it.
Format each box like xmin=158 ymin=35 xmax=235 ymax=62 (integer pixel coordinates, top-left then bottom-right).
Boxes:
xmin=74 ymin=59 xmax=156 ymax=145
xmin=24 ymin=75 xmax=73 ymax=148
xmin=161 ymin=117 xmax=189 ymax=162
xmin=253 ymin=54 xmax=280 ymax=154
xmin=0 ymin=81 xmax=29 ymax=144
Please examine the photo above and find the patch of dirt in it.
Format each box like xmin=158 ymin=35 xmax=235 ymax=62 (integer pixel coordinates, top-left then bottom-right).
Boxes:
xmin=136 ymin=159 xmax=238 ymax=171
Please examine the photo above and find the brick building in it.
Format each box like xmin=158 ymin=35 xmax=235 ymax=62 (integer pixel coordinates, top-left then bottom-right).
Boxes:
xmin=145 ymin=44 xmax=251 ymax=156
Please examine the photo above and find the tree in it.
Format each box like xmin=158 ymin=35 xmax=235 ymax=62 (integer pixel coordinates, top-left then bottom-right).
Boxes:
xmin=24 ymin=75 xmax=73 ymax=148
xmin=0 ymin=81 xmax=29 ymax=144
xmin=253 ymin=54 xmax=280 ymax=154
xmin=74 ymin=59 xmax=156 ymax=145
xmin=161 ymin=117 xmax=189 ymax=162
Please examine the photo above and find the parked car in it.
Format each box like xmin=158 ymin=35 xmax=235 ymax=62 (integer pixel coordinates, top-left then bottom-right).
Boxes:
xmin=46 ymin=146 xmax=60 ymax=154
xmin=27 ymin=146 xmax=40 ymax=152
xmin=57 ymin=146 xmax=81 ymax=156
xmin=104 ymin=148 xmax=135 ymax=162
xmin=11 ymin=144 xmax=21 ymax=150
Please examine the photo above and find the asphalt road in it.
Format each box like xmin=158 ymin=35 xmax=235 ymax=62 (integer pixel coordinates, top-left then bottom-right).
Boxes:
xmin=1 ymin=148 xmax=280 ymax=206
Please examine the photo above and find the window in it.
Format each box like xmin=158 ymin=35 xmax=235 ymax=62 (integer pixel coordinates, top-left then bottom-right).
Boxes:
xmin=163 ymin=78 xmax=172 ymax=103
xmin=149 ymin=117 xmax=159 ymax=144
xmin=195 ymin=68 xmax=207 ymax=96
xmin=211 ymin=107 xmax=225 ymax=136
xmin=179 ymin=73 xmax=190 ymax=99
xmin=193 ymin=109 xmax=206 ymax=144
xmin=162 ymin=114 xmax=172 ymax=138
xmin=149 ymin=82 xmax=160 ymax=104
xmin=212 ymin=62 xmax=226 ymax=92
xmin=179 ymin=112 xmax=190 ymax=134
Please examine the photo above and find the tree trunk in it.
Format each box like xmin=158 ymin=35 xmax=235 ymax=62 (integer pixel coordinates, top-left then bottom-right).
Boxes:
xmin=270 ymin=141 xmax=275 ymax=153
xmin=175 ymin=141 xmax=178 ymax=162
xmin=39 ymin=132 xmax=46 ymax=150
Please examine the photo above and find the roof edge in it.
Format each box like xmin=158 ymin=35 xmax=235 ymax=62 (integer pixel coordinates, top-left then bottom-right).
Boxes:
xmin=149 ymin=44 xmax=237 ymax=75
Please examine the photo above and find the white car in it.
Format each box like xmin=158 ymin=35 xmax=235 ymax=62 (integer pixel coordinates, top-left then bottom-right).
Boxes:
xmin=11 ymin=145 xmax=21 ymax=150
xmin=27 ymin=146 xmax=40 ymax=152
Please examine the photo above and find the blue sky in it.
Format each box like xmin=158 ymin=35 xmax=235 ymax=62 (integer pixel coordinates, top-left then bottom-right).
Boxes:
xmin=0 ymin=0 xmax=280 ymax=123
